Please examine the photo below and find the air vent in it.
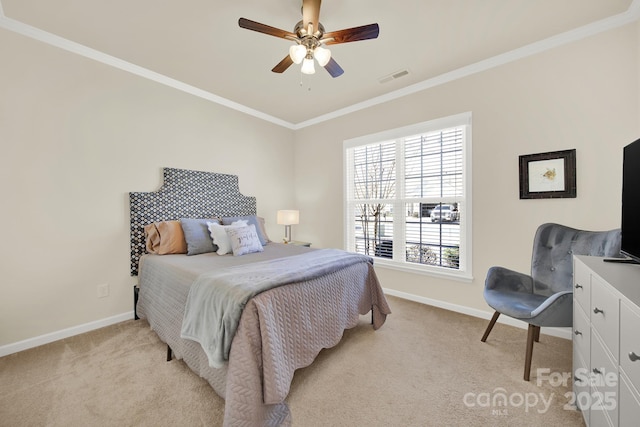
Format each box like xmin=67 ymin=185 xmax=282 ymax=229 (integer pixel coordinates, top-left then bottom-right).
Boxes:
xmin=378 ymin=69 xmax=410 ymax=84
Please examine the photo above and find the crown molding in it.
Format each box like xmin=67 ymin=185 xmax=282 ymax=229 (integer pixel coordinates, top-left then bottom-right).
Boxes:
xmin=294 ymin=1 xmax=640 ymax=129
xmin=0 ymin=4 xmax=296 ymax=129
xmin=1 ymin=0 xmax=639 ymax=131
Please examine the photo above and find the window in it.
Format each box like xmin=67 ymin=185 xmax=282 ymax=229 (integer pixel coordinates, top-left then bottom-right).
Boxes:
xmin=344 ymin=113 xmax=472 ymax=280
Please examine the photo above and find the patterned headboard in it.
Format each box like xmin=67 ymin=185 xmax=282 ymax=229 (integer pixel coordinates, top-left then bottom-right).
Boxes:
xmin=128 ymin=167 xmax=256 ymax=275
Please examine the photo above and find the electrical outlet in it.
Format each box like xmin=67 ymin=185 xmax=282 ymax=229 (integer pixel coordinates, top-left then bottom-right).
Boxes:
xmin=97 ymin=283 xmax=109 ymax=298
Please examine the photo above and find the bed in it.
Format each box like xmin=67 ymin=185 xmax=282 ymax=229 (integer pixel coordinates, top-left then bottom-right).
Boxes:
xmin=129 ymin=168 xmax=391 ymax=426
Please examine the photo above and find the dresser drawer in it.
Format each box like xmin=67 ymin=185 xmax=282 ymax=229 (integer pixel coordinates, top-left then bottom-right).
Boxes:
xmin=591 ymin=274 xmax=620 ymax=360
xmin=620 ymin=301 xmax=640 ymax=392
xmin=573 ymin=303 xmax=591 ymax=364
xmin=573 ymin=350 xmax=591 ymax=425
xmin=620 ymin=373 xmax=640 ymax=427
xmin=574 ymin=258 xmax=591 ymax=313
xmin=590 ymin=406 xmax=614 ymax=427
xmin=591 ymin=333 xmax=619 ymax=426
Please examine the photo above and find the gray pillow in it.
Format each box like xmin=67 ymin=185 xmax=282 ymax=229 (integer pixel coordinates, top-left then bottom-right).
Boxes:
xmin=221 ymin=215 xmax=269 ymax=246
xmin=180 ymin=218 xmax=220 ymax=255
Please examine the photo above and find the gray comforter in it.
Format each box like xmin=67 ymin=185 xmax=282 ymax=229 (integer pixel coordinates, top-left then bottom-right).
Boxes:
xmin=136 ymin=243 xmax=390 ymax=426
xmin=180 ymin=249 xmax=374 ymax=368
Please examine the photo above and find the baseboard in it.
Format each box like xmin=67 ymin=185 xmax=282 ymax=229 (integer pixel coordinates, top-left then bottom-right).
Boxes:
xmin=382 ymin=288 xmax=572 ymax=340
xmin=0 ymin=311 xmax=135 ymax=357
xmin=1 ymin=289 xmax=571 ymax=358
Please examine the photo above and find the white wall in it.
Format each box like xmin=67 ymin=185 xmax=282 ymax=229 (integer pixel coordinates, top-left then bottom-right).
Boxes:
xmin=293 ymin=23 xmax=639 ymax=313
xmin=1 ymin=19 xmax=638 ymax=352
xmin=0 ymin=28 xmax=295 ymax=347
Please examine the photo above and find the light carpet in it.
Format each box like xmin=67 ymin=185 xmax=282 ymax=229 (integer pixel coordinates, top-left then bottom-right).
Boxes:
xmin=0 ymin=296 xmax=585 ymax=426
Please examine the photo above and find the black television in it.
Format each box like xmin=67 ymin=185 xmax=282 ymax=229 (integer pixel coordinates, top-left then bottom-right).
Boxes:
xmin=620 ymin=138 xmax=640 ymax=264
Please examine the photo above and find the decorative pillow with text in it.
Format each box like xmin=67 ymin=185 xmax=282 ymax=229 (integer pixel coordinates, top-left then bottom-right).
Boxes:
xmin=226 ymin=224 xmax=264 ymax=256
xmin=221 ymin=215 xmax=270 ymax=245
xmin=207 ymin=220 xmax=248 ymax=255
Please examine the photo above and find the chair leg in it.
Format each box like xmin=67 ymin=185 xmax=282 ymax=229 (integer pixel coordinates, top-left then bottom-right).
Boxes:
xmin=534 ymin=326 xmax=540 ymax=342
xmin=481 ymin=311 xmax=501 ymax=342
xmin=524 ymin=325 xmax=539 ymax=381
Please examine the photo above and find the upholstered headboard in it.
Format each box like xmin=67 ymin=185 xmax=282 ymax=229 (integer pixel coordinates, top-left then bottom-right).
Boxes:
xmin=128 ymin=167 xmax=256 ymax=275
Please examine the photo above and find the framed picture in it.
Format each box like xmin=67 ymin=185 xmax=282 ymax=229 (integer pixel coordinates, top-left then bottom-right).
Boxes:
xmin=519 ymin=149 xmax=576 ymax=199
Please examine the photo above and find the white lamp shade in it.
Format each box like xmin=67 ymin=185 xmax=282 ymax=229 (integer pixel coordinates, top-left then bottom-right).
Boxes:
xmin=314 ymin=46 xmax=331 ymax=66
xmin=289 ymin=45 xmax=306 ymax=64
xmin=277 ymin=210 xmax=299 ymax=225
xmin=301 ymin=57 xmax=315 ymax=74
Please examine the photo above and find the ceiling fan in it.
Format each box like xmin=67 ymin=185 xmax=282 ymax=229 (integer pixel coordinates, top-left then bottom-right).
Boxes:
xmin=238 ymin=0 xmax=379 ymax=78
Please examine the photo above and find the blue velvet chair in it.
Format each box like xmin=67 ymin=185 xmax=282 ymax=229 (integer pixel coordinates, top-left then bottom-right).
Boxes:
xmin=481 ymin=223 xmax=621 ymax=381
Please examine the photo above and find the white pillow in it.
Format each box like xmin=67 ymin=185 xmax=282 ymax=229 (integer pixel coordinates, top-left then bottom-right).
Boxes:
xmin=207 ymin=220 xmax=248 ymax=255
xmin=226 ymin=224 xmax=264 ymax=256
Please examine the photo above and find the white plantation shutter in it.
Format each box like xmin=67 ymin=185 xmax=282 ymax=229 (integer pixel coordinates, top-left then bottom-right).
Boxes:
xmin=404 ymin=128 xmax=464 ymax=199
xmin=344 ymin=113 xmax=472 ymax=280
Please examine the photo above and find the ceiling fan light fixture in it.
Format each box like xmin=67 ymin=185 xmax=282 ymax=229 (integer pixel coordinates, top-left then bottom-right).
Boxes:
xmin=289 ymin=44 xmax=306 ymax=64
xmin=301 ymin=57 xmax=316 ymax=74
xmin=238 ymin=0 xmax=379 ymax=79
xmin=314 ymin=45 xmax=331 ymax=66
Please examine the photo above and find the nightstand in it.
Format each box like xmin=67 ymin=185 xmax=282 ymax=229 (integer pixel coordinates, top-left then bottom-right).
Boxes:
xmin=288 ymin=240 xmax=311 ymax=247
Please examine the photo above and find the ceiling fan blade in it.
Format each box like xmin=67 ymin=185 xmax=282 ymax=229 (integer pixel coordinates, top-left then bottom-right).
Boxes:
xmin=302 ymin=0 xmax=322 ymax=34
xmin=324 ymin=57 xmax=344 ymax=78
xmin=238 ymin=18 xmax=297 ymax=40
xmin=272 ymin=55 xmax=294 ymax=73
xmin=323 ymin=23 xmax=379 ymax=45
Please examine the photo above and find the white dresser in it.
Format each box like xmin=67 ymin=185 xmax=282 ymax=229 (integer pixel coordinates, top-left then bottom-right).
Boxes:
xmin=573 ymin=255 xmax=640 ymax=426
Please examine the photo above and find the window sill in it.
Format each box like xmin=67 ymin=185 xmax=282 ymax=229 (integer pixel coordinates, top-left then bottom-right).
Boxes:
xmin=372 ymin=258 xmax=473 ymax=283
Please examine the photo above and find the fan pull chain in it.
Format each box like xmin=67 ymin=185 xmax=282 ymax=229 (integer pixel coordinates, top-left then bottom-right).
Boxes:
xmin=299 ymin=73 xmax=312 ymax=92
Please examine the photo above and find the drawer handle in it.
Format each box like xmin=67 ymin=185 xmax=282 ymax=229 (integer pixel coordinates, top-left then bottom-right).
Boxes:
xmin=575 ymin=284 xmax=583 ymax=289
xmin=593 ymin=307 xmax=604 ymax=315
xmin=630 ymin=352 xmax=640 ymax=362
xmin=593 ymin=368 xmax=603 ymax=375
xmin=574 ymin=330 xmax=582 ymax=336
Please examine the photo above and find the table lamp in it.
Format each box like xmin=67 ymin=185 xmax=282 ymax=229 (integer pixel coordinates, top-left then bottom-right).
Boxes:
xmin=276 ymin=210 xmax=299 ymax=243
